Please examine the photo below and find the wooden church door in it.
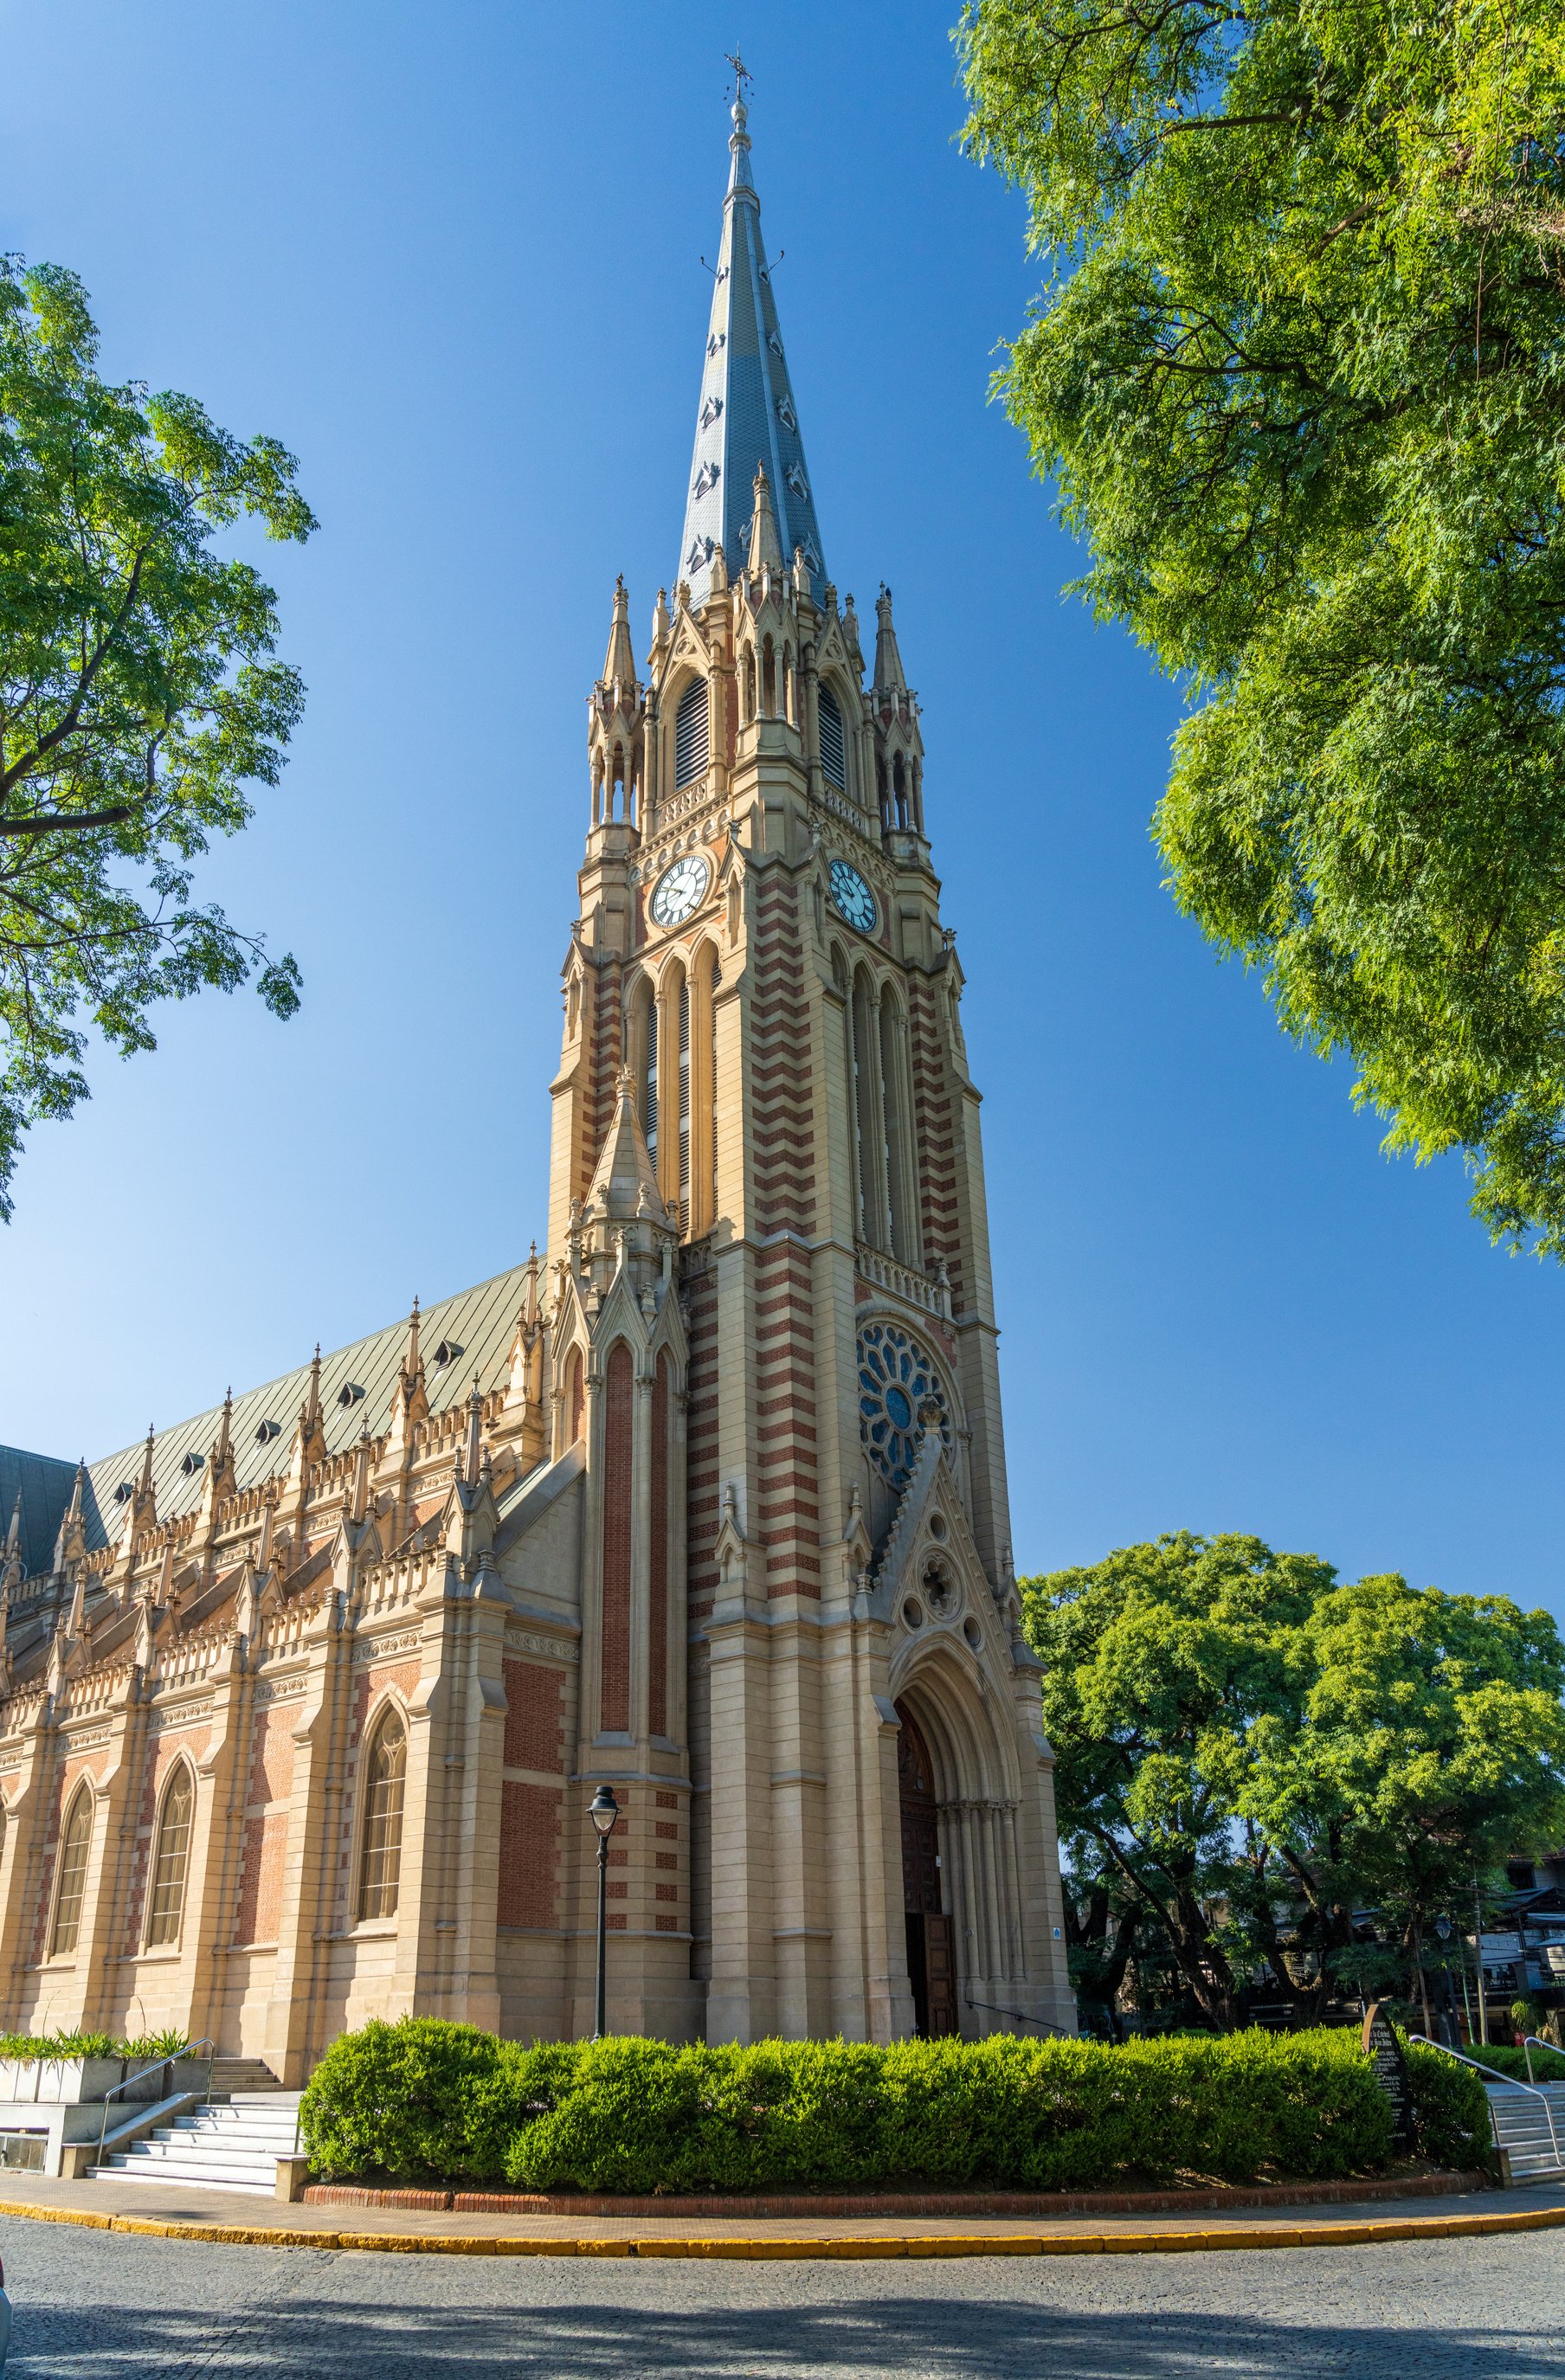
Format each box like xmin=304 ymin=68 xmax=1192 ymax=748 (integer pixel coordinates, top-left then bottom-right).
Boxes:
xmin=896 ymin=1703 xmax=956 ymax=2037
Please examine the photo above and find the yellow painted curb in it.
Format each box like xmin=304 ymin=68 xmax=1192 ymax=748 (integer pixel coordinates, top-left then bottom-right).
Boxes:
xmin=0 ymin=2197 xmax=1560 ymax=2261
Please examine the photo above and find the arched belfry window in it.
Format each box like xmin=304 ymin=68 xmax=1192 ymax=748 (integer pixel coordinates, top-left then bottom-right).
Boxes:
xmin=628 ymin=977 xmax=658 ymax=1166
xmin=819 ymin=685 xmax=846 ymax=791
xmin=879 ymin=990 xmax=918 ymax=1262
xmin=357 ymin=1708 xmax=408 ymax=1923
xmin=674 ymin=679 xmax=709 ymax=789
xmin=50 ymin=1785 xmax=93 ymax=1958
xmin=145 ymin=1764 xmax=195 ymax=1948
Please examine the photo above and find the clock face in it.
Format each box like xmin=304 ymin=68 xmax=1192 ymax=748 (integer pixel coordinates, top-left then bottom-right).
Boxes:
xmin=828 ymin=859 xmax=877 ymax=936
xmin=649 ymin=852 xmax=712 ymax=929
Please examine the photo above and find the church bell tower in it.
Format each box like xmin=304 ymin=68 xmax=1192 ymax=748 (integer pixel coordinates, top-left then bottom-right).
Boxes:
xmin=546 ymin=77 xmax=1075 ymax=2043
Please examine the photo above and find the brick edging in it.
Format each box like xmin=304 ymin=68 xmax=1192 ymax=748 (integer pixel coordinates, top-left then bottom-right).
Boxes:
xmin=302 ymin=2169 xmax=1486 ymax=2218
xmin=0 ymin=2195 xmax=1561 ymax=2261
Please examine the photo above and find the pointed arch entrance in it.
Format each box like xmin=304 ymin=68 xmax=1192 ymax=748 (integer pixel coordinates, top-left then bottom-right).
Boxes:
xmin=896 ymin=1701 xmax=956 ymax=2037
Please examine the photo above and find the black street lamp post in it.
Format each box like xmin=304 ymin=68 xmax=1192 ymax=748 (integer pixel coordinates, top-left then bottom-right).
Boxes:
xmin=588 ymin=1785 xmax=621 ymax=2041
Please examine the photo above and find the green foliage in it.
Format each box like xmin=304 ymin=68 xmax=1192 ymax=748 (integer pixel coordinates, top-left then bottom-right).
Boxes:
xmin=1405 ymin=2040 xmax=1496 ymax=2172
xmin=1292 ymin=1574 xmax=1565 ymax=1941
xmin=958 ymin=0 xmax=1565 ymax=1253
xmin=1022 ymin=1534 xmax=1565 ymax=2029
xmin=292 ymin=2019 xmax=538 ymax=2185
xmin=1468 ymin=2039 xmax=1565 ymax=2084
xmin=1021 ymin=1533 xmax=1343 ymax=2026
xmin=0 ymin=254 xmax=314 ymax=1218
xmin=0 ymin=2027 xmax=190 ymax=2061
xmin=299 ymin=2017 xmax=1428 ymax=2192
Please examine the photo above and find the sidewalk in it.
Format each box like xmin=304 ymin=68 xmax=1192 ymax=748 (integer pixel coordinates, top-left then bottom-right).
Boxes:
xmin=0 ymin=2170 xmax=1562 ymax=2258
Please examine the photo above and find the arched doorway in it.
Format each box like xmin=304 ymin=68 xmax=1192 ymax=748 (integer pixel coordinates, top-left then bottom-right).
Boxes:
xmin=896 ymin=1701 xmax=956 ymax=2036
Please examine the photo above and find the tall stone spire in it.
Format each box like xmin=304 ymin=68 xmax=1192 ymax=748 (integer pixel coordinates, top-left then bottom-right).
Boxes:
xmin=678 ymin=74 xmax=827 ymax=607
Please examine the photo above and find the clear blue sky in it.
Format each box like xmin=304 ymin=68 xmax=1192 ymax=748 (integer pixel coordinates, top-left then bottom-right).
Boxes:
xmin=3 ymin=0 xmax=1562 ymax=1621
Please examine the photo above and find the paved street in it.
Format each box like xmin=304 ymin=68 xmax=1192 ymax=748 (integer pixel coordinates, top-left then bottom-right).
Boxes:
xmin=3 ymin=2222 xmax=1563 ymax=2378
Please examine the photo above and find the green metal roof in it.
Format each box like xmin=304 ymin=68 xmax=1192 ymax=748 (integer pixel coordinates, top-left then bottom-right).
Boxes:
xmin=80 ymin=1262 xmax=534 ymax=1554
xmin=0 ymin=1444 xmax=81 ymax=1580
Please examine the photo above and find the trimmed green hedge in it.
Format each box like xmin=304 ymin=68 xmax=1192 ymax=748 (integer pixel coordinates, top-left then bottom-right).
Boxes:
xmin=298 ymin=2020 xmax=1490 ymax=2193
xmin=1464 ymin=2040 xmax=1565 ymax=2085
xmin=1404 ymin=2041 xmax=1493 ymax=2173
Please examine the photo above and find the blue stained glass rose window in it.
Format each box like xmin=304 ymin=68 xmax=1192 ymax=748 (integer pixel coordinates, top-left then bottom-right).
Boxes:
xmin=856 ymin=1322 xmax=951 ymax=1490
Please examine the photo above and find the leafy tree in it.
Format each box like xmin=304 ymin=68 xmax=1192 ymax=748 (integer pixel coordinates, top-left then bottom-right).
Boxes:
xmin=1287 ymin=1572 xmax=1565 ymax=2030
xmin=958 ymin=0 xmax=1565 ymax=1254
xmin=1023 ymin=1535 xmax=1565 ymax=2031
xmin=0 ymin=255 xmax=315 ymax=1218
xmin=1022 ymin=1532 xmax=1334 ymax=2028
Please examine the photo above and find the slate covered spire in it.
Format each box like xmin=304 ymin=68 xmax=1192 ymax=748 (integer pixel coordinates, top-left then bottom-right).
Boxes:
xmin=678 ymin=80 xmax=827 ymax=608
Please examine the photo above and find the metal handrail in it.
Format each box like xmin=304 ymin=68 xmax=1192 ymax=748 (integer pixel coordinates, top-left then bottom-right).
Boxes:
xmin=1407 ymin=2033 xmax=1564 ymax=2172
xmin=1520 ymin=2034 xmax=1565 ymax=2087
xmin=95 ymin=2037 xmax=217 ymax=2166
xmin=964 ymin=1997 xmax=1072 ymax=2037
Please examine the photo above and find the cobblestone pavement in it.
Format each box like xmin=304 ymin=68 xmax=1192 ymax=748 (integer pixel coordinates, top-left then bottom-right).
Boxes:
xmin=3 ymin=2221 xmax=1563 ymax=2378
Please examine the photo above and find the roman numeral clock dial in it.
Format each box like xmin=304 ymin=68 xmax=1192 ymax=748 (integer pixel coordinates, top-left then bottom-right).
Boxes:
xmin=828 ymin=859 xmax=877 ymax=935
xmin=650 ymin=852 xmax=712 ymax=929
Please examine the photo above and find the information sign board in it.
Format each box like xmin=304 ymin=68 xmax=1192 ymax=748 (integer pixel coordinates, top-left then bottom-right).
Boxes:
xmin=1362 ymin=2003 xmax=1415 ymax=2152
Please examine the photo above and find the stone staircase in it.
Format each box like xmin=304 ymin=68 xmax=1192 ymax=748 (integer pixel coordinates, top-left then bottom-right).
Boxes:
xmin=1487 ymin=2081 xmax=1565 ymax=2182
xmin=90 ymin=2068 xmax=301 ymax=2197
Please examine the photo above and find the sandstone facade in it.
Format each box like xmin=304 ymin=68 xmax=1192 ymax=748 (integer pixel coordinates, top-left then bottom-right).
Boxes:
xmin=0 ymin=92 xmax=1075 ymax=2079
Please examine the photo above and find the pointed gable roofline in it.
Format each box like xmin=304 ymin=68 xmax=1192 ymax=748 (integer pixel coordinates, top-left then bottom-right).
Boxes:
xmin=69 ymin=1261 xmax=538 ymax=1559
xmin=679 ymin=83 xmax=827 ymax=607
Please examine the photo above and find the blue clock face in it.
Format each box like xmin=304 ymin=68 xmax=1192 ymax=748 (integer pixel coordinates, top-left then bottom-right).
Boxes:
xmin=829 ymin=860 xmax=877 ymax=935
xmin=650 ymin=852 xmax=711 ymax=929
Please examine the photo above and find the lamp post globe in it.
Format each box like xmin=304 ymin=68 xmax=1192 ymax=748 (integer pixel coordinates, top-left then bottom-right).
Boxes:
xmin=588 ymin=1785 xmax=621 ymax=2040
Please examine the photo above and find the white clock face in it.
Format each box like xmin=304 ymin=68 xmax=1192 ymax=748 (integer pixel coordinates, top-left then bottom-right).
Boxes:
xmin=828 ymin=859 xmax=877 ymax=936
xmin=649 ymin=853 xmax=712 ymax=929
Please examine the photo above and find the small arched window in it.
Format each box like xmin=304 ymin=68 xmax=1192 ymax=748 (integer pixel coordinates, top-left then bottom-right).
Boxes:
xmin=357 ymin=1708 xmax=407 ymax=1923
xmin=818 ymin=685 xmax=846 ymax=790
xmin=566 ymin=1347 xmax=584 ymax=1446
xmin=50 ymin=1785 xmax=93 ymax=1958
xmin=145 ymin=1765 xmax=195 ymax=1949
xmin=674 ymin=679 xmax=710 ymax=789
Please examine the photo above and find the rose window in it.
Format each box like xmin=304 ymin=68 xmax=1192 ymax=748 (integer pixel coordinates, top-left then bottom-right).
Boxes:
xmin=857 ymin=1322 xmax=951 ymax=1489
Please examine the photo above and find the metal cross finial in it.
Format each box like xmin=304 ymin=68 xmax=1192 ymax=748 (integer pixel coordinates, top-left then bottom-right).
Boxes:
xmin=725 ymin=49 xmax=751 ymax=104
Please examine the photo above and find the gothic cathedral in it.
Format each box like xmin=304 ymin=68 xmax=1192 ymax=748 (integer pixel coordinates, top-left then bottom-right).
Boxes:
xmin=0 ymin=94 xmax=1074 ymax=2076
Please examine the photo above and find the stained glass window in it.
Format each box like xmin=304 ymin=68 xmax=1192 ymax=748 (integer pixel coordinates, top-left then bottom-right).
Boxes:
xmin=856 ymin=1322 xmax=952 ymax=1489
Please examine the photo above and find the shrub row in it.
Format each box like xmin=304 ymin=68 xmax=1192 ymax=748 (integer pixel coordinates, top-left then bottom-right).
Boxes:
xmin=1464 ymin=2039 xmax=1565 ymax=2086
xmin=298 ymin=2020 xmax=1491 ymax=2193
xmin=0 ymin=2028 xmax=189 ymax=2062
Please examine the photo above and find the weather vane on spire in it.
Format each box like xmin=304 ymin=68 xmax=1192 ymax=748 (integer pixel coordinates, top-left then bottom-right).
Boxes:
xmin=725 ymin=49 xmax=752 ymax=106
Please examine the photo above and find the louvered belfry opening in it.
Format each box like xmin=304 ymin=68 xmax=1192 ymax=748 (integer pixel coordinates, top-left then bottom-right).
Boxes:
xmin=818 ymin=683 xmax=846 ymax=789
xmin=674 ymin=679 xmax=709 ymax=788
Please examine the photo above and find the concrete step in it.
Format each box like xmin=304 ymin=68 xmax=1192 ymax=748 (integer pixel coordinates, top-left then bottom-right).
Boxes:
xmin=87 ymin=2092 xmax=304 ymax=2197
xmin=103 ymin=2150 xmax=280 ymax=2181
xmin=208 ymin=2058 xmax=286 ymax=2093
xmin=88 ymin=2161 xmax=287 ymax=2194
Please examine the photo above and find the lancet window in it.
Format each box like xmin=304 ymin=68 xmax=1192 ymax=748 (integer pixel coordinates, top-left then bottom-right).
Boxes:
xmin=145 ymin=1763 xmax=195 ymax=1949
xmin=357 ymin=1708 xmax=407 ymax=1923
xmin=845 ymin=962 xmax=918 ymax=1262
xmin=628 ymin=978 xmax=658 ymax=1166
xmin=49 ymin=1785 xmax=93 ymax=1958
xmin=632 ymin=947 xmax=720 ymax=1241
